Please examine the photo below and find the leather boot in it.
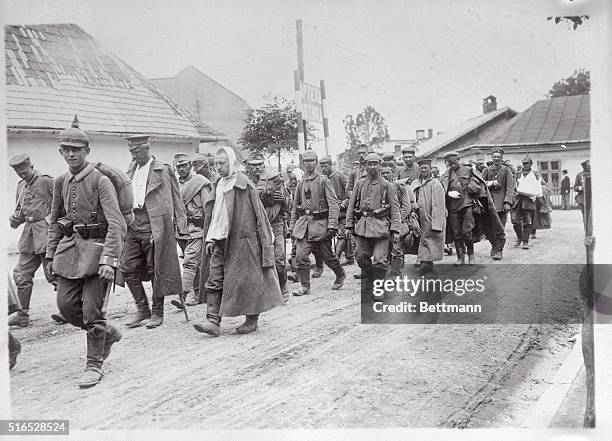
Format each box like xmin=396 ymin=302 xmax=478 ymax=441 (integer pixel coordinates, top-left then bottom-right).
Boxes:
xmin=79 ymin=325 xmax=106 ymax=388
xmin=279 ymin=277 xmax=290 ymax=303
xmin=390 ymin=258 xmax=404 ymax=278
xmin=419 ymin=261 xmax=433 ymax=276
xmin=292 ymin=268 xmax=311 ymax=296
xmin=8 ymin=310 xmax=29 ymax=327
xmin=184 ymin=290 xmax=199 ymax=306
xmin=193 ymin=290 xmax=221 ymax=336
xmin=236 ymin=314 xmax=259 ymax=334
xmin=146 ymin=296 xmax=164 ymax=328
xmin=454 ymin=243 xmax=465 ymax=266
xmin=51 ymin=312 xmax=68 ymax=324
xmin=522 ymin=225 xmax=531 ymax=249
xmin=468 ymin=254 xmax=475 ymax=265
xmin=102 ymin=324 xmax=122 ymax=360
xmin=125 ymin=284 xmax=151 ymax=328
xmin=312 ymin=267 xmax=324 ymax=278
xmin=331 ymin=267 xmax=346 ymax=290
xmin=513 ymin=224 xmax=523 ymax=247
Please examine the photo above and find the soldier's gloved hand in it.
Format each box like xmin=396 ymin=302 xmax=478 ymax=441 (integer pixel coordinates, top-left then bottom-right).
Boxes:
xmin=503 ymin=202 xmax=512 ymax=212
xmin=98 ymin=264 xmax=114 ymax=281
xmin=206 ymin=242 xmax=214 ymax=255
xmin=272 ymin=191 xmax=285 ymax=202
xmin=448 ymin=190 xmax=461 ymax=199
xmin=9 ymin=215 xmax=20 ymax=229
xmin=327 ymin=228 xmax=337 ymax=238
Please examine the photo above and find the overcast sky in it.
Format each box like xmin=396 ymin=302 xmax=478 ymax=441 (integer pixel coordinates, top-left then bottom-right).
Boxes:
xmin=3 ymin=0 xmax=597 ymax=155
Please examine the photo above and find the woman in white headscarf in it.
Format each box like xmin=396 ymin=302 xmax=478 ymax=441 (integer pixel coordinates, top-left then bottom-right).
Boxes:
xmin=195 ymin=147 xmax=283 ymax=337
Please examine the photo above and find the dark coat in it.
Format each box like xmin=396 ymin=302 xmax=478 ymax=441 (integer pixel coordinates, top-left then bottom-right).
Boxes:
xmin=482 ymin=164 xmax=515 ymax=212
xmin=290 ymin=172 xmax=339 ymax=241
xmin=126 ymin=159 xmax=187 ymax=296
xmin=200 ymin=172 xmax=283 ymax=317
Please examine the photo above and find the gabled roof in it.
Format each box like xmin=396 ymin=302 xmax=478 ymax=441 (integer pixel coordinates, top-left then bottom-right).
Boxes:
xmin=474 ymin=94 xmax=590 ymax=146
xmin=417 ymin=107 xmax=517 ymax=157
xmin=5 ymin=23 xmax=207 ymax=139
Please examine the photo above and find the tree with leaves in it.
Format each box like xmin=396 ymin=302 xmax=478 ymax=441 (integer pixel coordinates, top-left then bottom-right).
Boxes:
xmin=343 ymin=106 xmax=390 ymax=167
xmin=548 ymin=69 xmax=590 ymax=97
xmin=239 ymin=97 xmax=317 ymax=170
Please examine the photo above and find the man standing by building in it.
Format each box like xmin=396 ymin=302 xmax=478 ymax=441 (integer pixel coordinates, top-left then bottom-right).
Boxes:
xmin=320 ymin=156 xmax=353 ymax=266
xmin=172 ymin=153 xmax=212 ymax=308
xmin=193 ymin=147 xmax=283 ymax=336
xmin=440 ymin=151 xmax=483 ymax=266
xmin=46 ymin=119 xmax=126 ymax=387
xmin=258 ymin=169 xmax=291 ymax=302
xmin=397 ymin=146 xmax=421 ymax=184
xmin=346 ymin=153 xmax=401 ymax=295
xmin=482 ymin=148 xmax=514 ymax=259
xmin=121 ymin=135 xmax=187 ymax=329
xmin=290 ymin=150 xmax=346 ymax=296
xmin=8 ymin=154 xmax=63 ymax=327
xmin=193 ymin=154 xmax=218 ymax=183
xmin=410 ymin=159 xmax=446 ymax=275
xmin=560 ymin=169 xmax=571 ymax=210
xmin=512 ymin=156 xmax=542 ymax=249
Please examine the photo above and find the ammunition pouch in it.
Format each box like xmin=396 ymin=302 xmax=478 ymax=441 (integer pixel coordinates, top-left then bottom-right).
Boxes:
xmin=73 ymin=222 xmax=108 ymax=240
xmin=57 ymin=218 xmax=74 ymax=237
xmin=187 ymin=216 xmax=205 ymax=228
xmin=355 ymin=205 xmax=390 ymax=220
xmin=297 ymin=208 xmax=329 ymax=220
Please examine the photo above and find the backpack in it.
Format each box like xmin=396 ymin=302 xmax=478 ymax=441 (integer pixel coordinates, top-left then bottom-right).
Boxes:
xmin=58 ymin=163 xmax=134 ymax=226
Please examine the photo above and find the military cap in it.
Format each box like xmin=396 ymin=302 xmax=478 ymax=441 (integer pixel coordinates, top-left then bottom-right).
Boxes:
xmin=302 ymin=150 xmax=318 ymax=161
xmin=491 ymin=147 xmax=505 ymax=155
xmin=521 ymin=155 xmax=533 ymax=164
xmin=263 ymin=169 xmax=282 ymax=180
xmin=58 ymin=115 xmax=89 ymax=148
xmin=443 ymin=151 xmax=460 ymax=159
xmin=192 ymin=153 xmax=209 ymax=164
xmin=381 ymin=160 xmax=394 ymax=167
xmin=417 ymin=158 xmax=432 ymax=166
xmin=364 ymin=152 xmax=381 ymax=163
xmin=401 ymin=145 xmax=416 ymax=154
xmin=319 ymin=155 xmax=332 ymax=165
xmin=247 ymin=152 xmax=265 ymax=165
xmin=126 ymin=135 xmax=152 ymax=150
xmin=581 ymin=159 xmax=590 ymax=169
xmin=174 ymin=152 xmax=191 ymax=165
xmin=382 ymin=152 xmax=395 ymax=161
xmin=477 ymin=159 xmax=485 ymax=165
xmin=357 ymin=143 xmax=369 ymax=150
xmin=352 ymin=160 xmax=360 ymax=166
xmin=9 ymin=154 xmax=31 ymax=168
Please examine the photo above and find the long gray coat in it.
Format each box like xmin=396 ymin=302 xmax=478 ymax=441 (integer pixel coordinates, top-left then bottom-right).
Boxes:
xmin=411 ymin=177 xmax=447 ymax=262
xmin=126 ymin=160 xmax=187 ymax=296
xmin=200 ymin=172 xmax=283 ymax=317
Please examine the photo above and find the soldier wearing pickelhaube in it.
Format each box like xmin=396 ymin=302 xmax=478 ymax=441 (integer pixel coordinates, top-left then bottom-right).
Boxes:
xmin=8 ymin=153 xmax=64 ymax=327
xmin=290 ymin=150 xmax=346 ymax=296
xmin=46 ymin=116 xmax=126 ymax=387
xmin=258 ymin=168 xmax=292 ymax=302
xmin=172 ymin=152 xmax=212 ymax=308
xmin=346 ymin=153 xmax=401 ymax=295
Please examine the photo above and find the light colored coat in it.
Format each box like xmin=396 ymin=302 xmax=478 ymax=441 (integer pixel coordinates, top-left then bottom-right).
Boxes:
xmin=411 ymin=177 xmax=446 ymax=262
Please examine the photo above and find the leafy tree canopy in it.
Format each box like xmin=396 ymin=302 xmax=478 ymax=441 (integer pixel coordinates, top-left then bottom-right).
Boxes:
xmin=548 ymin=69 xmax=590 ymax=97
xmin=343 ymin=106 xmax=390 ymax=166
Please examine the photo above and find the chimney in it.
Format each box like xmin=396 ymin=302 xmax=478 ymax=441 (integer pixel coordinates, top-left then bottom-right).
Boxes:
xmin=394 ymin=144 xmax=401 ymax=153
xmin=416 ymin=129 xmax=425 ymax=140
xmin=482 ymin=95 xmax=497 ymax=114
xmin=428 ymin=129 xmax=433 ymax=139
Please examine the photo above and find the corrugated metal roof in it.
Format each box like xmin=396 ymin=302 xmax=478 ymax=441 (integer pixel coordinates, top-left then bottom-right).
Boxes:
xmin=5 ymin=23 xmax=205 ymax=138
xmin=475 ymin=95 xmax=589 ymax=146
xmin=416 ymin=107 xmax=516 ymax=157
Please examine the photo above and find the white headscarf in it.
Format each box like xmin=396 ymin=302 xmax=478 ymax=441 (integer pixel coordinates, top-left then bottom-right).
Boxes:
xmin=290 ymin=168 xmax=304 ymax=182
xmin=205 ymin=147 xmax=240 ymax=242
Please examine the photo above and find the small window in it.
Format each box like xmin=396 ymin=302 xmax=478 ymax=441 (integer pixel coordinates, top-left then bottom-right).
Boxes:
xmin=551 ymin=161 xmax=560 ymax=171
xmin=540 ymin=162 xmax=548 ymax=171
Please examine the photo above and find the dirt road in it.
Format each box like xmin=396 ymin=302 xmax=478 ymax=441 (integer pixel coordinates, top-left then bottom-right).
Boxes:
xmin=8 ymin=210 xmax=584 ymax=429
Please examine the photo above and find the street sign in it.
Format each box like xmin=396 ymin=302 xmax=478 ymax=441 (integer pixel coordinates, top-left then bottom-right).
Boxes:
xmin=301 ymin=81 xmax=323 ymax=123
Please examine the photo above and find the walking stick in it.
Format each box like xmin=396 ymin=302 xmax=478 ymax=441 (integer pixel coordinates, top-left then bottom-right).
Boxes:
xmin=582 ymin=169 xmax=595 ymax=427
xmin=101 ymin=271 xmax=115 ymax=315
xmin=178 ymin=291 xmax=190 ymax=323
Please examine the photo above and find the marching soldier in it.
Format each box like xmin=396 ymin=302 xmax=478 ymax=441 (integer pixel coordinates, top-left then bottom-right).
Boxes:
xmin=320 ymin=156 xmax=354 ymax=266
xmin=193 ymin=147 xmax=283 ymax=336
xmin=8 ymin=154 xmax=64 ymax=327
xmin=482 ymin=147 xmax=514 ymax=259
xmin=346 ymin=153 xmax=401 ymax=295
xmin=397 ymin=145 xmax=421 ymax=184
xmin=246 ymin=152 xmax=265 ymax=185
xmin=121 ymin=135 xmax=188 ymax=329
xmin=290 ymin=150 xmax=346 ymax=296
xmin=440 ymin=151 xmax=483 ymax=266
xmin=346 ymin=144 xmax=369 ymax=196
xmin=381 ymin=161 xmax=416 ymax=276
xmin=258 ymin=169 xmax=292 ymax=302
xmin=512 ymin=156 xmax=542 ymax=249
xmin=382 ymin=152 xmax=399 ymax=181
xmin=193 ymin=153 xmax=219 ymax=183
xmin=172 ymin=153 xmax=212 ymax=308
xmin=46 ymin=118 xmax=126 ymax=387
